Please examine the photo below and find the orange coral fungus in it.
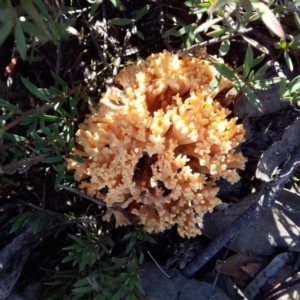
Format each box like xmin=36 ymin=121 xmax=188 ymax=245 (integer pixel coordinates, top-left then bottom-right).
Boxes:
xmin=67 ymin=50 xmax=247 ymax=237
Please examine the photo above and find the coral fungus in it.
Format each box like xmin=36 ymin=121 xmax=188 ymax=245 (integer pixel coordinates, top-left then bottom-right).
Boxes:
xmin=67 ymin=50 xmax=247 ymax=237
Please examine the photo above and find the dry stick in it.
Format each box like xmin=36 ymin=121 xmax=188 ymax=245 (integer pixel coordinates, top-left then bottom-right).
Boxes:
xmin=243 ymin=252 xmax=292 ymax=299
xmin=181 ymin=144 xmax=300 ymax=278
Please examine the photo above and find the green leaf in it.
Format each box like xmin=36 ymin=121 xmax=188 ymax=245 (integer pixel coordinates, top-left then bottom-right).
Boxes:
xmin=26 ymin=120 xmax=37 ymax=136
xmin=0 ymin=122 xmax=3 ymax=139
xmin=144 ymin=234 xmax=156 ymax=244
xmin=252 ymin=61 xmax=271 ymax=81
xmin=94 ymin=295 xmax=106 ymax=300
xmin=194 ymin=16 xmax=223 ymax=34
xmin=240 ymin=84 xmax=263 ymax=111
xmin=294 ymin=12 xmax=300 ymax=31
xmin=55 ymin=165 xmax=66 ymax=188
xmin=74 ymin=274 xmax=98 ymax=288
xmin=134 ymin=4 xmax=150 ymax=22
xmin=279 ymin=78 xmax=286 ymax=96
xmin=21 ymin=77 xmax=48 ymax=101
xmin=242 ymin=35 xmax=269 ymax=54
xmin=251 ymin=1 xmax=284 ymax=38
xmin=72 ymin=286 xmax=95 ymax=294
xmin=3 ymin=133 xmax=26 ymax=142
xmin=125 ymin=294 xmax=136 ymax=300
xmin=243 ymin=45 xmax=253 ymax=79
xmin=34 ymin=0 xmax=51 ymax=18
xmin=126 ymin=237 xmax=136 ymax=254
xmin=284 ymin=50 xmax=293 ymax=72
xmin=103 ymin=257 xmax=127 ymax=272
xmin=208 ymin=0 xmax=234 ymax=13
xmin=213 ymin=62 xmax=236 ymax=81
xmin=110 ymin=18 xmax=132 ymax=26
xmin=251 ymin=77 xmax=282 ymax=90
xmin=162 ymin=26 xmax=181 ymax=38
xmin=287 ymin=75 xmax=300 ymax=94
xmin=45 ymin=156 xmax=63 ymax=164
xmin=0 ymin=98 xmax=20 ymax=111
xmin=135 ymin=31 xmax=144 ymax=40
xmin=219 ymin=40 xmax=230 ymax=56
xmin=234 ymin=54 xmax=266 ymax=73
xmin=31 ymin=214 xmax=49 ymax=233
xmin=138 ymin=252 xmax=144 ymax=264
xmin=15 ymin=19 xmax=27 ymax=60
xmin=51 ymin=70 xmax=68 ymax=88
xmin=9 ymin=212 xmax=32 ymax=233
xmin=206 ymin=28 xmax=227 ymax=37
xmin=109 ymin=0 xmax=125 ymax=10
xmin=21 ymin=21 xmax=47 ymax=41
xmin=111 ymin=288 xmax=124 ymax=300
xmin=0 ymin=18 xmax=13 ymax=45
xmin=69 ymin=155 xmax=85 ymax=163
xmin=190 ymin=3 xmax=211 ymax=14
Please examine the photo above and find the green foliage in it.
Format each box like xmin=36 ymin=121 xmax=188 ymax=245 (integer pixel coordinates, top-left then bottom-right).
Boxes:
xmin=162 ymin=0 xmax=300 ymax=108
xmin=0 ymin=0 xmax=77 ymax=60
xmin=109 ymin=4 xmax=151 ymax=40
xmin=1 ymin=72 xmax=94 ymax=187
xmin=10 ymin=211 xmax=50 ymax=233
xmin=44 ymin=227 xmax=151 ymax=300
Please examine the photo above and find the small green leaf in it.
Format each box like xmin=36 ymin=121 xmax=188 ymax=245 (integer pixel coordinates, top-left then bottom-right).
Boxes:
xmin=139 ymin=252 xmax=144 ymax=264
xmin=251 ymin=77 xmax=282 ymax=90
xmin=51 ymin=70 xmax=68 ymax=88
xmin=9 ymin=212 xmax=32 ymax=233
xmin=15 ymin=19 xmax=27 ymax=60
xmin=21 ymin=77 xmax=48 ymax=101
xmin=0 ymin=98 xmax=20 ymax=111
xmin=109 ymin=0 xmax=125 ymax=10
xmin=194 ymin=16 xmax=223 ymax=34
xmin=31 ymin=214 xmax=49 ymax=233
xmin=287 ymin=75 xmax=300 ymax=94
xmin=134 ymin=4 xmax=150 ymax=22
xmin=252 ymin=61 xmax=271 ymax=81
xmin=206 ymin=28 xmax=227 ymax=37
xmin=135 ymin=31 xmax=144 ymax=40
xmin=111 ymin=288 xmax=124 ymax=300
xmin=243 ymin=45 xmax=253 ymax=79
xmin=110 ymin=18 xmax=132 ymax=26
xmin=208 ymin=0 xmax=232 ymax=13
xmin=45 ymin=156 xmax=63 ymax=164
xmin=219 ymin=40 xmax=230 ymax=56
xmin=3 ymin=133 xmax=26 ymax=142
xmin=293 ymin=12 xmax=300 ymax=31
xmin=213 ymin=62 xmax=236 ymax=81
xmin=284 ymin=50 xmax=293 ymax=72
xmin=126 ymin=237 xmax=136 ymax=254
xmin=242 ymin=35 xmax=269 ymax=54
xmin=279 ymin=78 xmax=286 ymax=96
xmin=241 ymin=84 xmax=263 ymax=111
xmin=72 ymin=286 xmax=95 ymax=294
xmin=94 ymin=295 xmax=106 ymax=300
xmin=162 ymin=26 xmax=181 ymax=38
xmin=26 ymin=120 xmax=37 ymax=136
xmin=55 ymin=165 xmax=66 ymax=188
xmin=69 ymin=155 xmax=85 ymax=163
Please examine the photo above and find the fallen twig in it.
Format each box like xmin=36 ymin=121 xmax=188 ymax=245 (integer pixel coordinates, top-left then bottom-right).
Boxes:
xmin=243 ymin=252 xmax=292 ymax=299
